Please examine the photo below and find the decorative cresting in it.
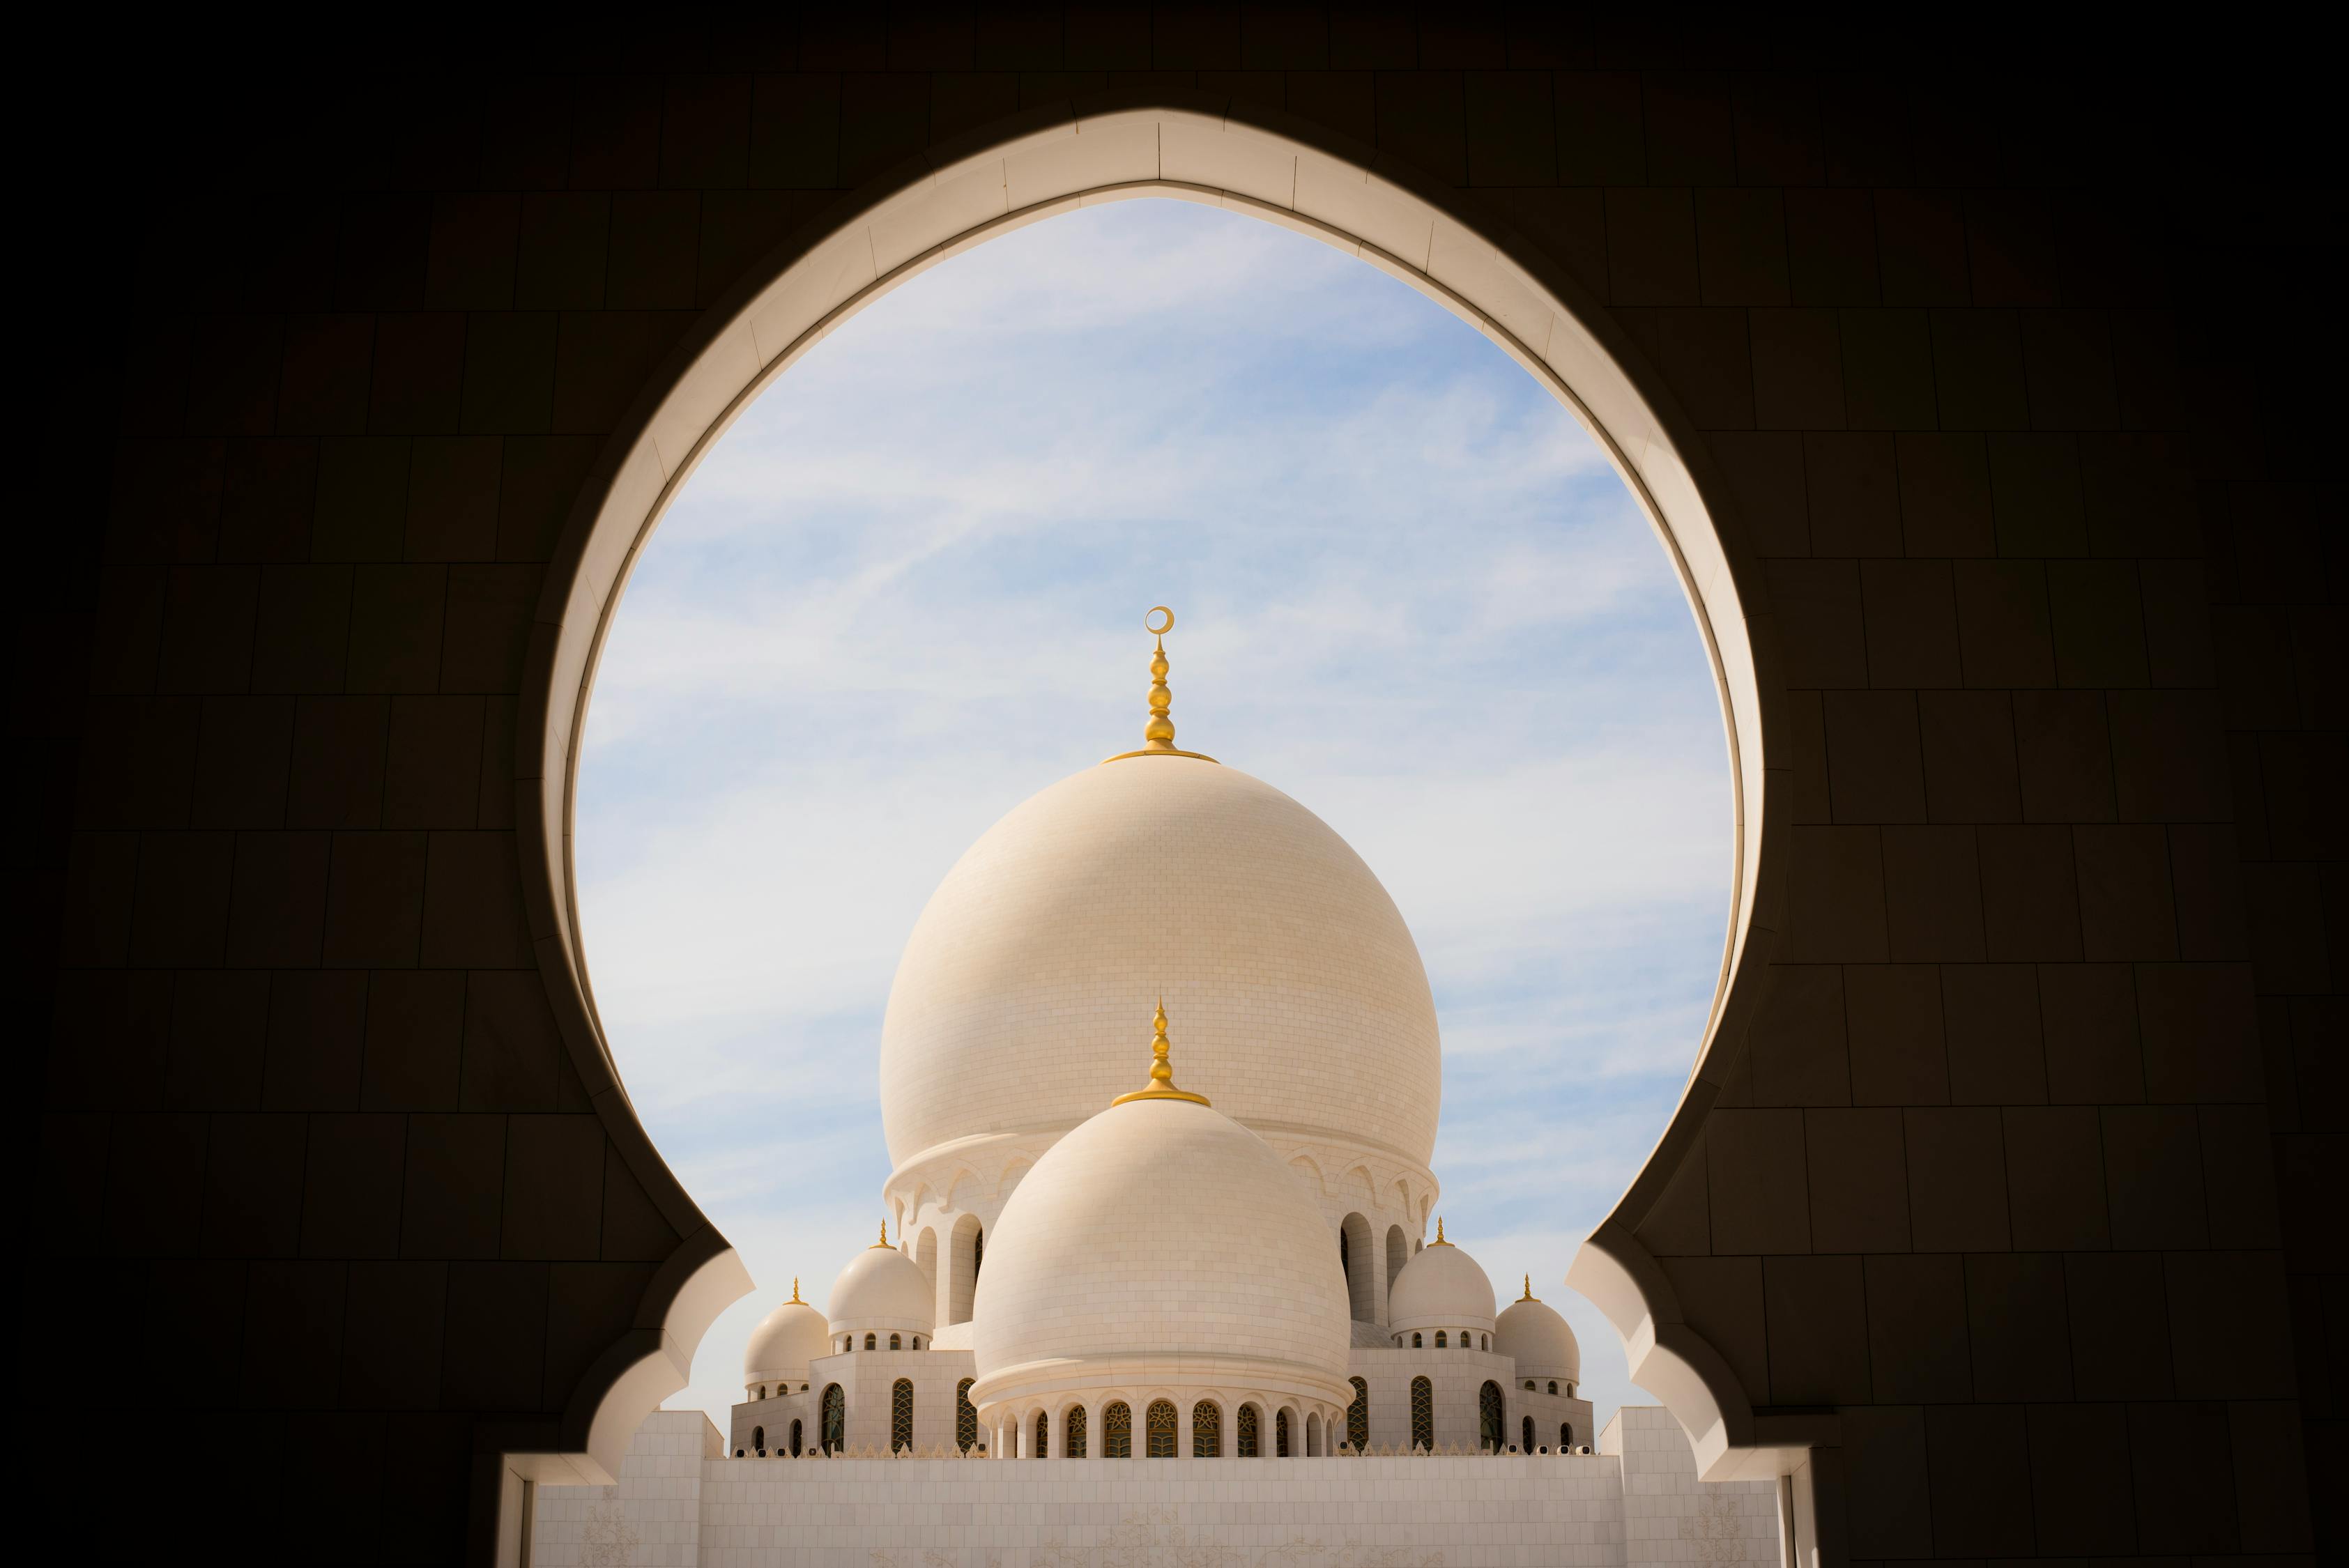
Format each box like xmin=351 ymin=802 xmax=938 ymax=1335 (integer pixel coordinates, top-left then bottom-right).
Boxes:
xmin=1347 ymin=1378 xmax=1369 ymax=1451
xmin=1104 ymin=606 xmax=1216 ymax=763
xmin=1193 ymin=1400 xmax=1221 ymax=1458
xmin=1110 ymin=1000 xmax=1210 ymax=1107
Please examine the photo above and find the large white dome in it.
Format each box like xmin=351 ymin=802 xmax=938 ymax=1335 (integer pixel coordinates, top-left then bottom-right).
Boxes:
xmin=743 ymin=1291 xmax=829 ymax=1386
xmin=968 ymin=1090 xmax=1352 ymax=1409
xmin=1388 ymin=1229 xmax=1497 ymax=1337
xmin=1495 ymin=1284 xmax=1580 ymax=1382
xmin=880 ymin=755 xmax=1441 ymax=1169
xmin=827 ymin=1237 xmax=934 ymax=1337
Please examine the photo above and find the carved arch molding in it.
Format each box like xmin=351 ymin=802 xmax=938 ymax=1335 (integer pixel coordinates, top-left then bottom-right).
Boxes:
xmin=520 ymin=93 xmax=1793 ymax=1494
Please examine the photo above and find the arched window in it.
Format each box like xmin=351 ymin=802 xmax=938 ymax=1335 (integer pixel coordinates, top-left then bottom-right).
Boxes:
xmin=889 ymin=1333 xmax=901 ymax=1350
xmin=1523 ymin=1380 xmax=1535 ymax=1391
xmin=891 ymin=1378 xmax=914 ymax=1452
xmin=1481 ymin=1333 xmax=1490 ymax=1351
xmin=1103 ymin=1401 xmax=1132 ymax=1459
xmin=1561 ymin=1422 xmax=1574 ymax=1450
xmin=1339 ymin=1225 xmax=1349 ymax=1279
xmin=789 ymin=1419 xmax=802 ymax=1456
xmin=1478 ymin=1381 xmax=1503 ymax=1452
xmin=1193 ymin=1401 xmax=1221 ymax=1457
xmin=1145 ymin=1399 xmax=1177 ymax=1458
xmin=1275 ymin=1409 xmax=1291 ymax=1458
xmin=956 ymin=1378 xmax=977 ymax=1452
xmin=752 ymin=1424 xmax=765 ymax=1452
xmin=1522 ymin=1415 xmax=1534 ymax=1452
xmin=1411 ymin=1332 xmax=1423 ymax=1348
xmin=1346 ymin=1377 xmax=1368 ymax=1450
xmin=1034 ymin=1410 xmax=1048 ymax=1459
xmin=1237 ymin=1404 xmax=1260 ymax=1457
xmin=820 ymin=1384 xmax=844 ymax=1454
xmin=1547 ymin=1380 xmax=1557 ymax=1395
xmin=1409 ymin=1377 xmax=1433 ymax=1452
xmin=1434 ymin=1331 xmax=1447 ymax=1348
xmin=1065 ymin=1404 xmax=1087 ymax=1458
xmin=864 ymin=1332 xmax=876 ymax=1351
xmin=912 ymin=1337 xmax=922 ymax=1350
xmin=972 ymin=1226 xmax=983 ymax=1279
xmin=1305 ymin=1411 xmax=1322 ymax=1456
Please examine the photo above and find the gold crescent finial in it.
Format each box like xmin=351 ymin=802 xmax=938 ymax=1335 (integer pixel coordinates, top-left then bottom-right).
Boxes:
xmin=791 ymin=1276 xmax=803 ymax=1303
xmin=1103 ymin=608 xmax=1216 ymax=764
xmin=1110 ymin=997 xmax=1211 ymax=1107
xmin=871 ymin=1220 xmax=890 ymax=1249
xmin=1520 ymin=1274 xmax=1536 ymax=1302
xmin=1432 ymin=1217 xmax=1451 ymax=1246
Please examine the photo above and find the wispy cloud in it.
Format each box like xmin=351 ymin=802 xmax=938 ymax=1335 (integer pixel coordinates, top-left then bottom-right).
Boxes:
xmin=577 ymin=199 xmax=1731 ymax=1436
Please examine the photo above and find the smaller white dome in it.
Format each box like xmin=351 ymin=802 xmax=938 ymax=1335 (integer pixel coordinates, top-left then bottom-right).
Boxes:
xmin=1388 ymin=1224 xmax=1497 ymax=1337
xmin=1494 ymin=1282 xmax=1580 ymax=1382
xmin=827 ymin=1233 xmax=935 ymax=1337
xmin=744 ymin=1286 xmax=830 ymax=1387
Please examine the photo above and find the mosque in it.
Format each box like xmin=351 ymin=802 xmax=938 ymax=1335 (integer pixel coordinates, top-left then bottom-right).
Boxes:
xmin=530 ymin=612 xmax=1782 ymax=1567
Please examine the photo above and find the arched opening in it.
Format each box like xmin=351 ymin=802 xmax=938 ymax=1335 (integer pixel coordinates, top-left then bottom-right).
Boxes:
xmin=1103 ymin=1401 xmax=1132 ymax=1459
xmin=887 ymin=1333 xmax=901 ymax=1351
xmin=1561 ymin=1422 xmax=1574 ymax=1451
xmin=1478 ymin=1381 xmax=1504 ymax=1453
xmin=914 ymin=1227 xmax=938 ymax=1305
xmin=1411 ymin=1332 xmax=1423 ymax=1348
xmin=524 ymin=100 xmax=1782 ymax=1494
xmin=947 ymin=1215 xmax=983 ymax=1326
xmin=955 ymin=1378 xmax=977 ymax=1453
xmin=1145 ymin=1399 xmax=1178 ymax=1458
xmin=1275 ymin=1409 xmax=1292 ymax=1458
xmin=890 ymin=1379 xmax=913 ymax=1452
xmin=1305 ymin=1412 xmax=1322 ymax=1456
xmin=751 ymin=1424 xmax=764 ymax=1452
xmin=820 ymin=1384 xmax=843 ymax=1455
xmin=1346 ymin=1377 xmax=1368 ymax=1451
xmin=862 ymin=1333 xmax=875 ymax=1351
xmin=1547 ymin=1381 xmax=1558 ymax=1396
xmin=1236 ymin=1403 xmax=1260 ymax=1459
xmin=1064 ymin=1404 xmax=1087 ymax=1459
xmin=1409 ymin=1378 xmax=1433 ymax=1452
xmin=1522 ymin=1415 xmax=1535 ymax=1453
xmin=1033 ymin=1410 xmax=1048 ymax=1460
xmin=1384 ymin=1224 xmax=1408 ymax=1311
xmin=1434 ymin=1331 xmax=1446 ymax=1349
xmin=1339 ymin=1213 xmax=1375 ymax=1323
xmin=789 ymin=1419 xmax=802 ymax=1457
xmin=1192 ymin=1400 xmax=1221 ymax=1458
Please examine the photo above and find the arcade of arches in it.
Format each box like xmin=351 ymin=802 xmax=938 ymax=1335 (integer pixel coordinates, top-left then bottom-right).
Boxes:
xmin=28 ymin=13 xmax=2334 ymax=1568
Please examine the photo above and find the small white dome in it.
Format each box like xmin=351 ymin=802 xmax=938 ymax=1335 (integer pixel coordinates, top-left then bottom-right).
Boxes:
xmin=827 ymin=1234 xmax=934 ymax=1337
xmin=743 ymin=1288 xmax=830 ymax=1386
xmin=969 ymin=1084 xmax=1352 ymax=1414
xmin=1494 ymin=1282 xmax=1580 ymax=1382
xmin=1387 ymin=1225 xmax=1497 ymax=1337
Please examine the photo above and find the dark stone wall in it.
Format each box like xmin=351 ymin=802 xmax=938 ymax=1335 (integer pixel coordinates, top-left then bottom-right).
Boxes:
xmin=23 ymin=10 xmax=2336 ymax=1564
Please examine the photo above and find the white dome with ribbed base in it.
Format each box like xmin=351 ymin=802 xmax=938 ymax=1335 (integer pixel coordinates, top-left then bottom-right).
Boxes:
xmin=967 ymin=1061 xmax=1352 ymax=1419
xmin=1387 ymin=1223 xmax=1498 ymax=1341
xmin=743 ymin=1285 xmax=829 ymax=1391
xmin=1495 ymin=1281 xmax=1582 ymax=1383
xmin=827 ymin=1232 xmax=934 ymax=1342
xmin=878 ymin=755 xmax=1441 ymax=1171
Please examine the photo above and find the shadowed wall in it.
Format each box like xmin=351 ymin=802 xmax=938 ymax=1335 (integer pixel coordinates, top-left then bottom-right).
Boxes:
xmin=24 ymin=9 xmax=2336 ymax=1565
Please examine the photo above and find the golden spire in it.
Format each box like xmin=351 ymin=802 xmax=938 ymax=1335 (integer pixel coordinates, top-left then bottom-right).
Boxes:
xmin=871 ymin=1220 xmax=891 ymax=1249
xmin=1110 ymin=998 xmax=1211 ymax=1107
xmin=1103 ymin=606 xmax=1216 ymax=763
xmin=1432 ymin=1217 xmax=1452 ymax=1247
xmin=791 ymin=1277 xmax=803 ymax=1304
xmin=1519 ymin=1275 xmax=1537 ymax=1302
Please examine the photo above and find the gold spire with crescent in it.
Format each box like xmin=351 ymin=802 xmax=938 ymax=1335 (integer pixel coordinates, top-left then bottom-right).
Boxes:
xmin=1432 ymin=1217 xmax=1452 ymax=1246
xmin=791 ymin=1277 xmax=804 ymax=1304
xmin=871 ymin=1220 xmax=891 ymax=1249
xmin=1110 ymin=998 xmax=1211 ymax=1106
xmin=1103 ymin=606 xmax=1217 ymax=763
xmin=1520 ymin=1275 xmax=1537 ymax=1302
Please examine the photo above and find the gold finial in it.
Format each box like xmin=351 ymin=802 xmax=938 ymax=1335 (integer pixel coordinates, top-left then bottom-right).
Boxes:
xmin=1110 ymin=997 xmax=1211 ymax=1107
xmin=791 ymin=1277 xmax=803 ymax=1304
xmin=1520 ymin=1275 xmax=1537 ymax=1302
xmin=1103 ymin=607 xmax=1216 ymax=764
xmin=1432 ymin=1217 xmax=1452 ymax=1247
xmin=871 ymin=1220 xmax=891 ymax=1249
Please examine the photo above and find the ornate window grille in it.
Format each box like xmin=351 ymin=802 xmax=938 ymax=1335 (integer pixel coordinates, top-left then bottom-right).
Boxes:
xmin=1145 ymin=1399 xmax=1178 ymax=1457
xmin=1066 ymin=1404 xmax=1087 ymax=1458
xmin=1103 ymin=1401 xmax=1132 ymax=1459
xmin=821 ymin=1384 xmax=845 ymax=1454
xmin=1034 ymin=1411 xmax=1048 ymax=1459
xmin=1237 ymin=1404 xmax=1260 ymax=1457
xmin=1275 ymin=1409 xmax=1290 ymax=1457
xmin=1478 ymin=1381 xmax=1503 ymax=1452
xmin=891 ymin=1379 xmax=915 ymax=1452
xmin=1409 ymin=1377 xmax=1433 ymax=1451
xmin=1191 ymin=1401 xmax=1221 ymax=1457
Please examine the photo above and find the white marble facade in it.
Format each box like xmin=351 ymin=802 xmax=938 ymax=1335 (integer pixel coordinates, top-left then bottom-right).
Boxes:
xmin=531 ymin=1406 xmax=1780 ymax=1568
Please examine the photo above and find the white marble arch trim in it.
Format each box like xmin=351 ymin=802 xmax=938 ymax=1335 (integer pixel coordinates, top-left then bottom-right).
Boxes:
xmin=512 ymin=89 xmax=1797 ymax=1519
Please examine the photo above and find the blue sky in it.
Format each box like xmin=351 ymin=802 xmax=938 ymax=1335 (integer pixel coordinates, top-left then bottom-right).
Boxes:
xmin=574 ymin=197 xmax=1731 ymax=1436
